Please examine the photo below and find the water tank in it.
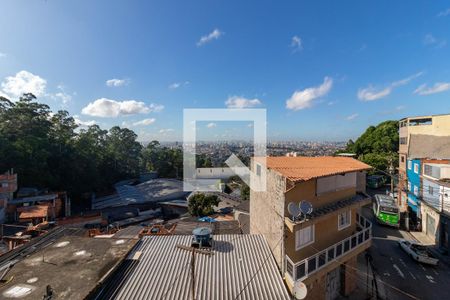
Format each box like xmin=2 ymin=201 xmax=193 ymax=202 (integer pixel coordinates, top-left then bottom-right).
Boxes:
xmin=192 ymin=227 xmax=212 ymax=248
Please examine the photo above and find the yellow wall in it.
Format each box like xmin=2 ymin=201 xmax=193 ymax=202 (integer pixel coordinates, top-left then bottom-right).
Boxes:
xmin=285 ymin=208 xmax=358 ymax=262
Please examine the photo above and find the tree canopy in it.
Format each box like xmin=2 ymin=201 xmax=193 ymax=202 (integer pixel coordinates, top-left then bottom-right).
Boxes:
xmin=188 ymin=193 xmax=219 ymax=216
xmin=0 ymin=94 xmax=182 ymax=207
xmin=344 ymin=120 xmax=399 ymax=172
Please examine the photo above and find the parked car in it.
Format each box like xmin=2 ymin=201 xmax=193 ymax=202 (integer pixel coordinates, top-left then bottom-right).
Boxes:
xmin=398 ymin=239 xmax=439 ymax=266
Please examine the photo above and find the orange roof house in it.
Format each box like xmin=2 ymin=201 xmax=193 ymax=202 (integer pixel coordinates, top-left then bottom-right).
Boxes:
xmin=254 ymin=156 xmax=371 ymax=182
xmin=17 ymin=205 xmax=49 ymax=221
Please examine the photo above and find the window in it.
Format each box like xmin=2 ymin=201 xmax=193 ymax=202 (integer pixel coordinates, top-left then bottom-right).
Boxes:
xmin=414 ymin=163 xmax=419 ymax=174
xmin=408 ymin=160 xmax=412 ymax=170
xmin=401 ymin=156 xmax=405 ymax=163
xmin=408 ymin=181 xmax=411 ymax=191
xmin=400 ymin=137 xmax=408 ymax=145
xmin=429 ymin=186 xmax=434 ymax=196
xmin=414 ymin=186 xmax=419 ymax=196
xmin=295 ymin=225 xmax=314 ymax=250
xmin=338 ymin=210 xmax=351 ymax=230
xmin=256 ymin=164 xmax=261 ymax=176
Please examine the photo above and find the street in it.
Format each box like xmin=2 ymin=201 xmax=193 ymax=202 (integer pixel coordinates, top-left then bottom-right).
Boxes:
xmin=354 ymin=205 xmax=450 ymax=300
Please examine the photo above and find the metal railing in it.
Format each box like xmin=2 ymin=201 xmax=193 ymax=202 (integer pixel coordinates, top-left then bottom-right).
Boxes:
xmin=285 ymin=213 xmax=372 ymax=283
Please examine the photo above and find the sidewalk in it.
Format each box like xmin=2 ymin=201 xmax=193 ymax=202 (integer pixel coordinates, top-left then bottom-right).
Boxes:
xmin=407 ymin=230 xmax=450 ymax=268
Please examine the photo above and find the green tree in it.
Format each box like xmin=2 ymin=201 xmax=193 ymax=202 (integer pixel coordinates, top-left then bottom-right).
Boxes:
xmin=188 ymin=193 xmax=219 ymax=216
xmin=345 ymin=120 xmax=399 ymax=172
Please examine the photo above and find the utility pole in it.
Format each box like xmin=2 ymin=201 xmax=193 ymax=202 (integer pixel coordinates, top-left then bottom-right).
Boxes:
xmin=388 ymin=157 xmax=394 ymax=196
xmin=177 ymin=245 xmax=213 ymax=300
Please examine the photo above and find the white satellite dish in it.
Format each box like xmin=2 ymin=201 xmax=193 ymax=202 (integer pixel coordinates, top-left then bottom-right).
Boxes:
xmin=293 ymin=281 xmax=308 ymax=300
xmin=288 ymin=202 xmax=301 ymax=221
xmin=300 ymin=201 xmax=313 ymax=215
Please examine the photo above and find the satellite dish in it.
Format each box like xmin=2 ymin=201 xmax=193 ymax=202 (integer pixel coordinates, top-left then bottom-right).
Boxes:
xmin=300 ymin=201 xmax=313 ymax=215
xmin=293 ymin=281 xmax=308 ymax=300
xmin=288 ymin=202 xmax=301 ymax=220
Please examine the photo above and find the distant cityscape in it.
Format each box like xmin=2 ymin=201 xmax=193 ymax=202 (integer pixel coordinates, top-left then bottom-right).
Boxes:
xmin=161 ymin=140 xmax=347 ymax=166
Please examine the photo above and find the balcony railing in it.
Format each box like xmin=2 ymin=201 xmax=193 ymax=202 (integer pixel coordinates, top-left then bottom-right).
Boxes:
xmin=285 ymin=213 xmax=372 ymax=283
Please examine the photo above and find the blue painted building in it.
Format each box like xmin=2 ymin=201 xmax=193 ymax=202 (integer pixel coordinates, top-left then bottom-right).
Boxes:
xmin=407 ymin=159 xmax=421 ymax=224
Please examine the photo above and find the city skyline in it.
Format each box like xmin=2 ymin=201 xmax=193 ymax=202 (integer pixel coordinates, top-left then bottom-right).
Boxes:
xmin=1 ymin=1 xmax=450 ymax=141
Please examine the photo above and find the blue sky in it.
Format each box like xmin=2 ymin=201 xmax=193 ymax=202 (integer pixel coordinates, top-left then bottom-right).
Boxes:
xmin=1 ymin=1 xmax=450 ymax=142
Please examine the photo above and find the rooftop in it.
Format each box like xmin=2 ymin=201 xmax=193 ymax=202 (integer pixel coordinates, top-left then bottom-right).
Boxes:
xmin=98 ymin=234 xmax=290 ymax=300
xmin=17 ymin=205 xmax=49 ymax=219
xmin=256 ymin=156 xmax=371 ymax=182
xmin=0 ymin=233 xmax=136 ymax=300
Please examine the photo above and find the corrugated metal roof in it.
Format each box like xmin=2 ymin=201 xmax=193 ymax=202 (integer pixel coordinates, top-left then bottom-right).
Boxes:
xmin=111 ymin=234 xmax=290 ymax=300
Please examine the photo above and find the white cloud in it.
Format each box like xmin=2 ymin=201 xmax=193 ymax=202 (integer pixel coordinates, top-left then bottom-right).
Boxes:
xmin=423 ymin=34 xmax=447 ymax=48
xmin=225 ymin=96 xmax=262 ymax=108
xmin=168 ymin=81 xmax=189 ymax=90
xmin=414 ymin=82 xmax=450 ymax=95
xmin=206 ymin=122 xmax=217 ymax=128
xmin=286 ymin=77 xmax=333 ymax=111
xmin=49 ymin=85 xmax=72 ymax=105
xmin=391 ymin=72 xmax=423 ymax=87
xmin=168 ymin=83 xmax=180 ymax=89
xmin=357 ymin=86 xmax=392 ymax=101
xmin=74 ymin=116 xmax=96 ymax=127
xmin=82 ymin=98 xmax=163 ymax=117
xmin=106 ymin=78 xmax=129 ymax=87
xmin=1 ymin=70 xmax=47 ymax=98
xmin=291 ymin=35 xmax=303 ymax=52
xmin=148 ymin=103 xmax=164 ymax=112
xmin=133 ymin=118 xmax=156 ymax=126
xmin=346 ymin=113 xmax=359 ymax=121
xmin=53 ymin=92 xmax=72 ymax=104
xmin=159 ymin=128 xmax=174 ymax=133
xmin=437 ymin=8 xmax=450 ymax=17
xmin=0 ymin=52 xmax=6 ymax=58
xmin=358 ymin=72 xmax=423 ymax=101
xmin=197 ymin=29 xmax=223 ymax=46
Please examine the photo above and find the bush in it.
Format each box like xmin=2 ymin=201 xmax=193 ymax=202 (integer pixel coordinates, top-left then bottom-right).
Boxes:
xmin=188 ymin=193 xmax=219 ymax=217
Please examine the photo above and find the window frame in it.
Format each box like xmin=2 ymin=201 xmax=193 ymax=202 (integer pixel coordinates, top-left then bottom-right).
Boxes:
xmin=256 ymin=163 xmax=262 ymax=176
xmin=414 ymin=163 xmax=419 ymax=174
xmin=295 ymin=225 xmax=315 ymax=251
xmin=408 ymin=160 xmax=412 ymax=170
xmin=338 ymin=210 xmax=352 ymax=231
xmin=414 ymin=185 xmax=419 ymax=196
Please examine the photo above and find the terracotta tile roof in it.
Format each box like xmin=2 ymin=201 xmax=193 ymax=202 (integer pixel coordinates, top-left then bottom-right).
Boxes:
xmin=255 ymin=156 xmax=371 ymax=182
xmin=18 ymin=205 xmax=49 ymax=219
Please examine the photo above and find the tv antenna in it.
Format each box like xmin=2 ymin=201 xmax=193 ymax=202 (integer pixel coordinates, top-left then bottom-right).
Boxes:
xmin=287 ymin=202 xmax=301 ymax=222
xmin=293 ymin=281 xmax=308 ymax=299
xmin=287 ymin=201 xmax=313 ymax=222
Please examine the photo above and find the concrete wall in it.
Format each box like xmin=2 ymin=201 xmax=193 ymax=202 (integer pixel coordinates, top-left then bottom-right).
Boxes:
xmin=421 ymin=201 xmax=440 ymax=244
xmin=422 ymin=178 xmax=441 ymax=211
xmin=250 ymin=167 xmax=286 ymax=268
xmin=356 ymin=171 xmax=367 ymax=193
xmin=196 ymin=167 xmax=246 ymax=180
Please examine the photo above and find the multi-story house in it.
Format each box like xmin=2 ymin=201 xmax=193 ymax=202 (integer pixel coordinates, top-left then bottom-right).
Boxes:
xmin=398 ymin=114 xmax=450 ymax=213
xmin=406 ymin=158 xmax=421 ymax=228
xmin=0 ymin=171 xmax=18 ymax=223
xmin=421 ymin=162 xmax=450 ymax=253
xmin=250 ymin=156 xmax=372 ymax=300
